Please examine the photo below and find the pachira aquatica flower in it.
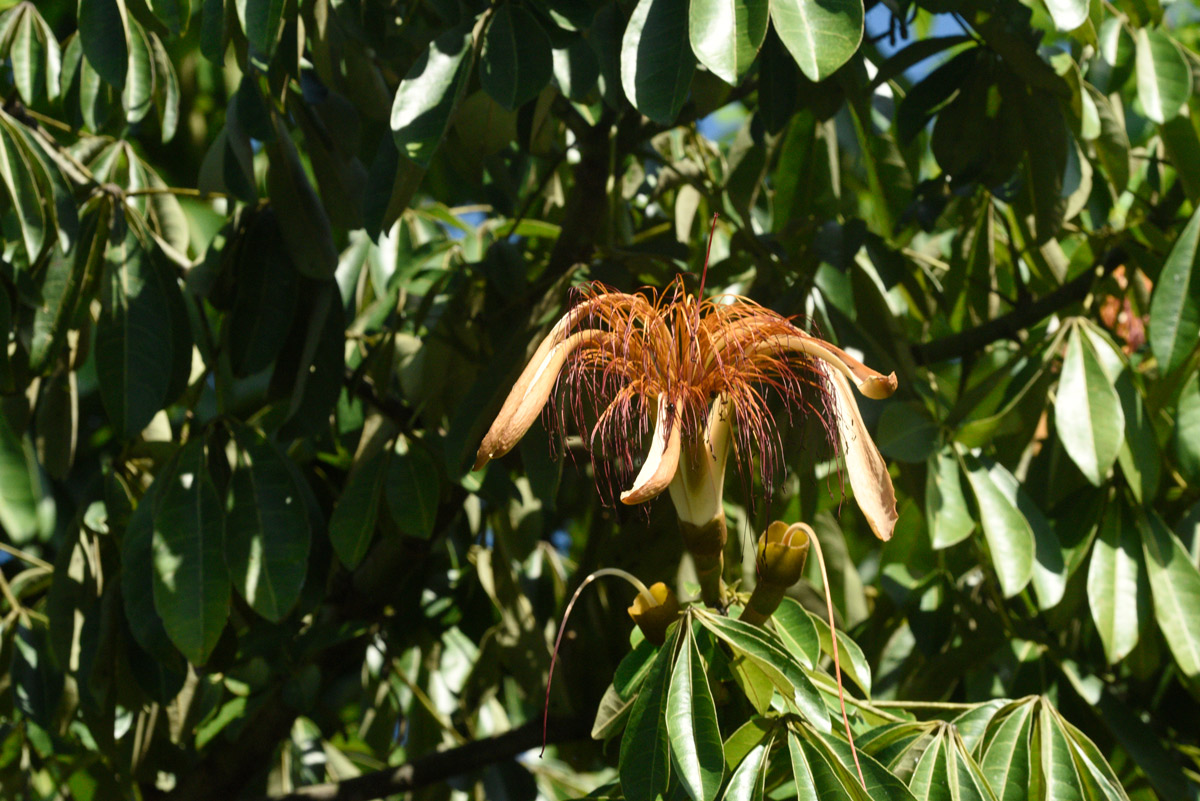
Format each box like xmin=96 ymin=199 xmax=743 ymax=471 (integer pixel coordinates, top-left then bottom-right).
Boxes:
xmin=474 ymin=277 xmax=899 ymax=544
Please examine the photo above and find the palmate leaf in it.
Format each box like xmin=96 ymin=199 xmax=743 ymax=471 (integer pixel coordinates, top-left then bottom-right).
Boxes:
xmin=619 ymin=623 xmax=678 ymax=801
xmin=391 ymin=24 xmax=474 ymax=168
xmin=1148 ymin=205 xmax=1200 ymax=375
xmin=78 ymin=0 xmax=130 ymax=89
xmin=980 ymin=701 xmax=1034 ymax=801
xmin=696 ymin=609 xmax=830 ymax=732
xmin=0 ymin=113 xmax=49 ymax=261
xmin=667 ymin=623 xmax=724 ymax=801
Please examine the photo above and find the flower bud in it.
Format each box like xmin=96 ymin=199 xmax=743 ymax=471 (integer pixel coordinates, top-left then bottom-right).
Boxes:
xmin=627 ymin=582 xmax=681 ymax=646
xmin=741 ymin=521 xmax=812 ymax=625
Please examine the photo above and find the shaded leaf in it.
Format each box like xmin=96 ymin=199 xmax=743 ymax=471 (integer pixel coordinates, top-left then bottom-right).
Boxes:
xmin=620 ymin=0 xmax=695 ymax=125
xmin=152 ymin=440 xmax=230 ymax=665
xmin=927 ymin=447 xmax=975 ymax=549
xmin=227 ymin=427 xmax=311 ymax=622
xmin=78 ymin=0 xmax=129 ymax=89
xmin=328 ymin=448 xmax=389 ymax=569
xmin=480 ymin=5 xmax=552 ymax=110
xmin=384 ymin=443 xmax=440 ymax=539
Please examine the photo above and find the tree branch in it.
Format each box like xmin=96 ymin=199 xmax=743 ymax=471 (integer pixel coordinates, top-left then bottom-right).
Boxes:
xmin=911 ymin=246 xmax=1125 ymax=365
xmin=266 ymin=715 xmax=593 ymax=801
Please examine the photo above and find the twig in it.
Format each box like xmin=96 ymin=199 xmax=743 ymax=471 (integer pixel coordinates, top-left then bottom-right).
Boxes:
xmin=0 ymin=542 xmax=53 ymax=571
xmin=912 ymin=246 xmax=1125 ymax=365
xmin=266 ymin=716 xmax=592 ymax=801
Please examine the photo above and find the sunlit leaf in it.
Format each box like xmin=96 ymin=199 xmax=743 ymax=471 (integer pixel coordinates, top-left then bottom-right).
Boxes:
xmin=667 ymin=624 xmax=724 ymax=801
xmin=770 ymin=0 xmax=863 ymax=82
xmin=620 ymin=0 xmax=695 ymax=124
xmin=1055 ymin=325 xmax=1125 ymax=486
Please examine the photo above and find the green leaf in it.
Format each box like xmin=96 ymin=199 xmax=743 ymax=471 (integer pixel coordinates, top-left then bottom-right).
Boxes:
xmin=391 ymin=25 xmax=474 ymax=168
xmin=815 ymin=730 xmax=920 ymax=800
xmin=77 ymin=0 xmax=129 ymax=89
xmin=724 ymin=716 xmax=773 ymax=772
xmin=328 ymin=449 xmax=389 ymax=569
xmin=149 ymin=32 xmax=180 ymax=141
xmin=152 ymin=440 xmax=230 ymax=665
xmin=876 ymin=403 xmax=938 ymax=464
xmin=722 ymin=741 xmax=768 ymax=801
xmin=228 ymin=210 xmax=298 ymax=376
xmin=788 ymin=730 xmax=856 ymax=801
xmin=94 ymin=224 xmax=178 ymax=438
xmin=961 ymin=454 xmax=1034 ymax=599
xmin=1177 ymin=373 xmax=1200 ymax=483
xmin=1043 ymin=0 xmax=1088 ymax=32
xmin=0 ymin=117 xmax=48 ymax=260
xmin=479 ymin=5 xmax=552 ymax=110
xmin=0 ymin=405 xmax=47 ymax=544
xmin=620 ymin=625 xmax=678 ymax=801
xmin=34 ymin=370 xmax=76 ymax=480
xmin=121 ymin=466 xmax=182 ymax=661
xmin=804 ymin=607 xmax=872 ymax=696
xmin=12 ymin=6 xmax=55 ymax=106
xmin=227 ymin=427 xmax=311 ymax=623
xmin=1138 ymin=508 xmax=1200 ymax=679
xmin=1111 ymin=362 xmax=1160 ymax=504
xmin=1134 ymin=28 xmax=1191 ymax=124
xmin=927 ymin=447 xmax=975 ymax=549
xmin=620 ymin=0 xmax=695 ymax=125
xmin=1033 ymin=702 xmax=1086 ymax=801
xmin=689 ymin=0 xmax=768 ymax=85
xmin=771 ymin=597 xmax=821 ymax=669
xmin=30 ymin=204 xmax=110 ymax=374
xmin=266 ymin=114 xmax=339 ymax=280
xmin=123 ymin=18 xmax=154 ymax=123
xmin=697 ymin=610 xmax=830 ymax=732
xmin=384 ymin=443 xmax=439 ymax=539
xmin=980 ymin=702 xmax=1033 ymax=801
xmin=1148 ymin=205 xmax=1200 ymax=375
xmin=667 ymin=625 xmax=725 ymax=801
xmin=551 ymin=37 xmax=599 ymax=101
xmin=235 ymin=0 xmax=285 ymax=63
xmin=769 ymin=0 xmax=863 ymax=83
xmin=1088 ymin=503 xmax=1150 ymax=664
xmin=1085 ymin=84 xmax=1130 ymax=192
xmin=1054 ymin=326 xmax=1125 ymax=486
xmin=148 ymin=0 xmax=191 ymax=36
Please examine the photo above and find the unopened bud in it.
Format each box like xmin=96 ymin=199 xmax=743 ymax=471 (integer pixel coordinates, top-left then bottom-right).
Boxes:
xmin=627 ymin=582 xmax=681 ymax=645
xmin=741 ymin=521 xmax=812 ymax=625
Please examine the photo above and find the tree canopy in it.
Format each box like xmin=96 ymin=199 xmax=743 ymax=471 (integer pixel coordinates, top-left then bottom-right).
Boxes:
xmin=1 ymin=0 xmax=1199 ymax=799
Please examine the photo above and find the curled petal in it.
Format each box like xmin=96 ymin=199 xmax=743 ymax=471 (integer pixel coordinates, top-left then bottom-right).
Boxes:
xmin=474 ymin=330 xmax=599 ymax=471
xmin=620 ymin=395 xmax=681 ymax=505
xmin=828 ymin=369 xmax=897 ymax=541
xmin=757 ymin=333 xmax=898 ymax=399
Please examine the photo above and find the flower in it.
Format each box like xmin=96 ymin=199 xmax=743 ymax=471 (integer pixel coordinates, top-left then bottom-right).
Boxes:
xmin=474 ymin=277 xmax=899 ymax=541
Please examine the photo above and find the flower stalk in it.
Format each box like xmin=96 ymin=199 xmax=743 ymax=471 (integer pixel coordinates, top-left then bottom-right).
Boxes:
xmin=740 ymin=521 xmax=812 ymax=626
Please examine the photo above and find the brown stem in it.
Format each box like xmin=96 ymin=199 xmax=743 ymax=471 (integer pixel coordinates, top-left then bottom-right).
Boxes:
xmin=266 ymin=716 xmax=592 ymax=801
xmin=912 ymin=247 xmax=1125 ymax=365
